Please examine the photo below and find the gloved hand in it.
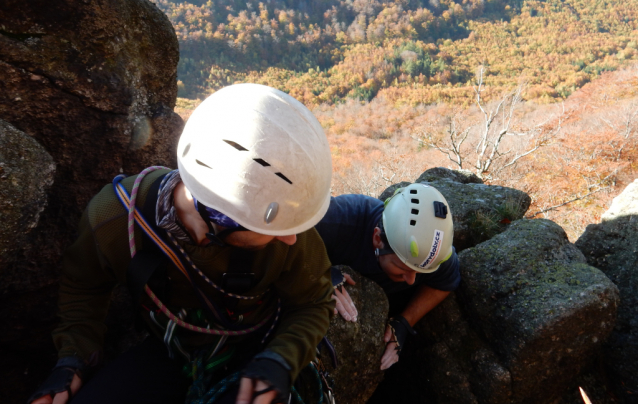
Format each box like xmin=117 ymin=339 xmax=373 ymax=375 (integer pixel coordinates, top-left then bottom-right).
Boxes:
xmin=330 ymin=267 xmax=358 ymax=322
xmin=28 ymin=357 xmax=85 ymax=404
xmin=381 ymin=315 xmax=417 ymax=370
xmin=240 ymin=353 xmax=291 ymax=404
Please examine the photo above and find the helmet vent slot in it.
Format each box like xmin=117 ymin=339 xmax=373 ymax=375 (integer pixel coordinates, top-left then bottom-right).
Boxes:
xmin=223 ymin=140 xmax=249 ymax=151
xmin=253 ymin=158 xmax=271 ymax=167
xmin=275 ymin=172 xmax=293 ymax=185
xmin=196 ymin=159 xmax=212 ymax=169
xmin=411 ymin=199 xmax=419 ymax=204
xmin=411 ymin=209 xmax=419 ymax=215
xmin=410 ymin=220 xmax=417 ymax=226
xmin=410 ymin=189 xmax=417 ymax=194
xmin=182 ymin=143 xmax=191 ymax=157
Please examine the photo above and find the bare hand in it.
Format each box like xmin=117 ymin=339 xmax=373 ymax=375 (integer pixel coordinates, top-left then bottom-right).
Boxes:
xmin=30 ymin=374 xmax=82 ymax=404
xmin=332 ymin=274 xmax=358 ymax=322
xmin=236 ymin=377 xmax=278 ymax=404
xmin=380 ymin=324 xmax=399 ymax=370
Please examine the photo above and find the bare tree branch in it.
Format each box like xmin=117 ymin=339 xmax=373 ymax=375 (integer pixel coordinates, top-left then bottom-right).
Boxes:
xmin=525 ymin=185 xmax=611 ymax=218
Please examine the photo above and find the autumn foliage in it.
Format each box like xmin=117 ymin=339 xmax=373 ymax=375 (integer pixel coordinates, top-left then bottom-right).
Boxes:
xmin=157 ymin=0 xmax=638 ymax=106
xmin=163 ymin=0 xmax=638 ymax=240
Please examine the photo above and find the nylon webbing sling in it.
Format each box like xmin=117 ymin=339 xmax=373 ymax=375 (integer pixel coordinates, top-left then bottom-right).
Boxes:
xmin=127 ymin=173 xmax=169 ymax=316
xmin=112 ymin=167 xmax=279 ymax=338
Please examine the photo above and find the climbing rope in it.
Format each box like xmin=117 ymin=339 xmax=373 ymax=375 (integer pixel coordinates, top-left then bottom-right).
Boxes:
xmin=113 ymin=167 xmax=279 ymax=337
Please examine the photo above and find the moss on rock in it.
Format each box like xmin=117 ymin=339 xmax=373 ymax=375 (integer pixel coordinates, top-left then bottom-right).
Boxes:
xmin=459 ymin=219 xmax=619 ymax=404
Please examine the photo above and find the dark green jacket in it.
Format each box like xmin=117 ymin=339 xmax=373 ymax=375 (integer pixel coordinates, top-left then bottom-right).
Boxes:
xmin=52 ymin=169 xmax=334 ymax=381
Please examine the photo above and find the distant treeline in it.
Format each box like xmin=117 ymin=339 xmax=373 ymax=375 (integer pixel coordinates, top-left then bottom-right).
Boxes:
xmin=155 ymin=0 xmax=638 ymax=104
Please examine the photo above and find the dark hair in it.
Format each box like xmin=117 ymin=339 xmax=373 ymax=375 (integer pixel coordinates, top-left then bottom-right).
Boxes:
xmin=376 ymin=219 xmax=395 ymax=255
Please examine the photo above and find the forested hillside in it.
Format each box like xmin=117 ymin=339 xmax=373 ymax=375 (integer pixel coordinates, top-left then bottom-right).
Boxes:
xmin=156 ymin=0 xmax=638 ymax=104
xmin=156 ymin=0 xmax=637 ymax=240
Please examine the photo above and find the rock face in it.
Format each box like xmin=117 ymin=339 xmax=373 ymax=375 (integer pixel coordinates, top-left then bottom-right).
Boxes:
xmin=422 ymin=180 xmax=531 ymax=251
xmin=378 ymin=181 xmax=411 ymax=202
xmin=416 ymin=167 xmax=484 ymax=185
xmin=0 ymin=119 xmax=55 ymax=269
xmin=368 ymin=207 xmax=619 ymax=404
xmin=576 ymin=179 xmax=638 ymax=396
xmin=0 ymin=1 xmax=182 ymax=401
xmin=379 ymin=167 xmax=531 ymax=251
xmin=459 ymin=219 xmax=619 ymax=404
xmin=318 ymin=266 xmax=388 ymax=404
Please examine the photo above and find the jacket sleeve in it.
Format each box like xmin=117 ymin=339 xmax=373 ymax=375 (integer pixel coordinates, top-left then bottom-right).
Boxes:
xmin=265 ymin=228 xmax=335 ymax=382
xmin=52 ymin=170 xmax=167 ymax=360
xmin=52 ymin=207 xmax=118 ymax=361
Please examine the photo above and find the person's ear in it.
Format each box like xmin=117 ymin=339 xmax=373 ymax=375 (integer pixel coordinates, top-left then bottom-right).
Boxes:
xmin=372 ymin=227 xmax=384 ymax=249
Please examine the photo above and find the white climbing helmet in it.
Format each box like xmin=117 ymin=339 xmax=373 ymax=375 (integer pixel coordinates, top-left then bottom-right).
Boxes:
xmin=382 ymin=183 xmax=454 ymax=273
xmin=177 ymin=83 xmax=332 ymax=236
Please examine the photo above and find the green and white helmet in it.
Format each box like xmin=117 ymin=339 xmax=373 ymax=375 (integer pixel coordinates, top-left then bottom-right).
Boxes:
xmin=382 ymin=183 xmax=454 ymax=273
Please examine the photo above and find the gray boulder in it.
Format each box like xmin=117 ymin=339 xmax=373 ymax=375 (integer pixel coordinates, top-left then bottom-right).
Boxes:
xmin=459 ymin=219 xmax=619 ymax=404
xmin=378 ymin=181 xmax=411 ymax=202
xmin=425 ymin=180 xmax=531 ymax=251
xmin=0 ymin=0 xmax=182 ymax=401
xmin=0 ymin=120 xmax=55 ymax=270
xmin=575 ymin=179 xmax=638 ymax=395
xmin=370 ymin=293 xmax=510 ymax=404
xmin=315 ymin=266 xmax=387 ymax=404
xmin=378 ymin=169 xmax=531 ymax=251
xmin=0 ymin=1 xmax=182 ymax=295
xmin=416 ymin=167 xmax=484 ymax=184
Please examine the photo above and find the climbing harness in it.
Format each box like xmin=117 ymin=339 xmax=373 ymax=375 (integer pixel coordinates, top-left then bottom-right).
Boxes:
xmin=113 ymin=166 xmax=335 ymax=404
xmin=112 ymin=166 xmax=280 ymax=339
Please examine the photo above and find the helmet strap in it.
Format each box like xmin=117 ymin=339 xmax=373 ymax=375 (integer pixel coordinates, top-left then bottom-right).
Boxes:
xmin=195 ymin=201 xmax=249 ymax=246
xmin=376 ymin=220 xmax=395 ymax=257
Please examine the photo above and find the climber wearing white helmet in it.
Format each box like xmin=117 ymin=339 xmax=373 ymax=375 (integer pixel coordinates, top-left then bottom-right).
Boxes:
xmin=30 ymin=84 xmax=335 ymax=404
xmin=315 ymin=183 xmax=460 ymax=370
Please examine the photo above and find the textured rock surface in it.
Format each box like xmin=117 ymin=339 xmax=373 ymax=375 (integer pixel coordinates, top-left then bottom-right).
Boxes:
xmin=0 ymin=1 xmax=182 ymax=401
xmin=0 ymin=0 xmax=181 ymax=321
xmin=369 ymin=293 xmax=509 ymax=404
xmin=378 ymin=181 xmax=411 ymax=202
xmin=425 ymin=180 xmax=531 ymax=251
xmin=378 ymin=168 xmax=530 ymax=251
xmin=576 ymin=179 xmax=638 ymax=396
xmin=0 ymin=0 xmax=182 ymax=294
xmin=0 ymin=119 xmax=55 ymax=269
xmin=317 ymin=266 xmax=388 ymax=404
xmin=459 ymin=219 xmax=619 ymax=404
xmin=416 ymin=167 xmax=484 ymax=185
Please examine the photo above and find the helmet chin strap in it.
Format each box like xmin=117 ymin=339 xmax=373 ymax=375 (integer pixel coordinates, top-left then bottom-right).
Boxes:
xmin=195 ymin=200 xmax=248 ymax=246
xmin=376 ymin=220 xmax=395 ymax=260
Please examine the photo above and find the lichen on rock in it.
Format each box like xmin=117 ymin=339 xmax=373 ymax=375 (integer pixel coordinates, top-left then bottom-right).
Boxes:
xmin=459 ymin=219 xmax=619 ymax=404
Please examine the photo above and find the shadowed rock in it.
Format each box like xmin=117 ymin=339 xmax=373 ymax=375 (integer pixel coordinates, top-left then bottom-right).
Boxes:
xmin=0 ymin=0 xmax=182 ymax=401
xmin=576 ymin=179 xmax=638 ymax=397
xmin=370 ymin=292 xmax=510 ymax=404
xmin=0 ymin=119 xmax=55 ymax=271
xmin=314 ymin=266 xmax=387 ymax=404
xmin=459 ymin=219 xmax=618 ymax=404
